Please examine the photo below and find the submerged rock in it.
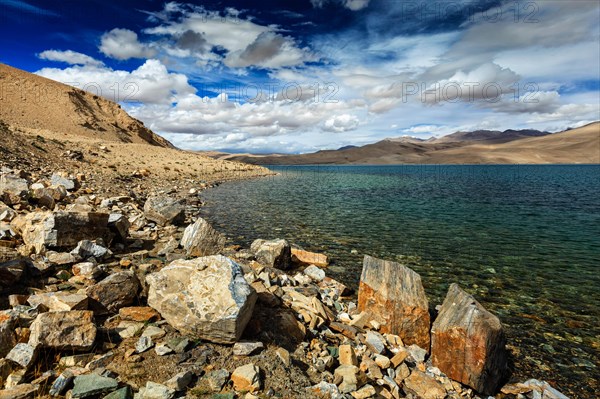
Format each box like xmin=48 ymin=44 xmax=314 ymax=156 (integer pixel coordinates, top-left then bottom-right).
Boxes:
xmin=431 ymin=283 xmax=508 ymax=395
xmin=147 ymin=255 xmax=257 ymax=344
xmin=357 ymin=255 xmax=430 ymax=350
xmin=251 ymin=239 xmax=292 ymax=270
xmin=180 ymin=217 xmax=226 ymax=257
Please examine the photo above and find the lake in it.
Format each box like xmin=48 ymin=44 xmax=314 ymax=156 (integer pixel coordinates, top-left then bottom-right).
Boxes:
xmin=201 ymin=164 xmax=600 ymax=398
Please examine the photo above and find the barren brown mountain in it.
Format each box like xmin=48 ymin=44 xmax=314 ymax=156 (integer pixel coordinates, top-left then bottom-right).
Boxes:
xmin=222 ymin=123 xmax=600 ymax=165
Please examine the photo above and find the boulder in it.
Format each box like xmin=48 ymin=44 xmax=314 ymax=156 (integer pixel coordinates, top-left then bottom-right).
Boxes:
xmin=28 ymin=310 xmax=97 ymax=351
xmin=86 ymin=271 xmax=140 ymax=313
xmin=291 ymin=248 xmax=329 ymax=267
xmin=27 ymin=292 xmax=88 ymax=311
xmin=147 ymin=256 xmax=257 ymax=344
xmin=0 ymin=311 xmax=17 ymax=358
xmin=11 ymin=211 xmax=110 ymax=254
xmin=357 ymin=255 xmax=430 ymax=350
xmin=0 ymin=175 xmax=29 ymax=205
xmin=143 ymin=196 xmax=185 ymax=226
xmin=304 ymin=265 xmax=326 ymax=282
xmin=431 ymin=283 xmax=508 ymax=395
xmin=251 ymin=239 xmax=292 ymax=270
xmin=180 ymin=218 xmax=226 ymax=257
xmin=5 ymin=343 xmax=37 ymax=370
xmin=31 ymin=187 xmax=56 ymax=209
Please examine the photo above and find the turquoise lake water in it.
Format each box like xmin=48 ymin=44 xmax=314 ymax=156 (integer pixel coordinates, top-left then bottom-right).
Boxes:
xmin=201 ymin=165 xmax=600 ymax=398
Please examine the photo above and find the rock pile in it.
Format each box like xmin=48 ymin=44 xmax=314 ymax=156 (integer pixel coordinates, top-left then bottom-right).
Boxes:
xmin=0 ymin=167 xmax=570 ymax=399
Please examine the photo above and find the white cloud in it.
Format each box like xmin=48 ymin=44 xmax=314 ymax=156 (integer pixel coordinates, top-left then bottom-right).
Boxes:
xmin=224 ymin=32 xmax=313 ymax=69
xmin=38 ymin=50 xmax=104 ymax=67
xmin=99 ymin=28 xmax=157 ymax=60
xmin=323 ymin=114 xmax=360 ymax=132
xmin=36 ymin=59 xmax=195 ymax=104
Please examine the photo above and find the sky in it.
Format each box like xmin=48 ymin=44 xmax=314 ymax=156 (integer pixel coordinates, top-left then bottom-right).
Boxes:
xmin=0 ymin=0 xmax=599 ymax=153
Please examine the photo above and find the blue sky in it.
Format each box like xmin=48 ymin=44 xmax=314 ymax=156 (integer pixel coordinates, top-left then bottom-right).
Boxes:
xmin=1 ymin=0 xmax=599 ymax=153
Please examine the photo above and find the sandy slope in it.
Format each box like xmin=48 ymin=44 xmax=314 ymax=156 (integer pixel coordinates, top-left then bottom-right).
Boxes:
xmin=0 ymin=63 xmax=271 ymax=195
xmin=0 ymin=63 xmax=171 ymax=147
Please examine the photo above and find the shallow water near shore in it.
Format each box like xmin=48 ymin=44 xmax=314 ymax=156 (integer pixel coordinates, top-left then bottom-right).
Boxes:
xmin=201 ymin=164 xmax=600 ymax=398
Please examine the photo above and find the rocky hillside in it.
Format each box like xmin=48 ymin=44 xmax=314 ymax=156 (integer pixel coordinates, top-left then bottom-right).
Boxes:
xmin=0 ymin=162 xmax=570 ymax=399
xmin=0 ymin=63 xmax=171 ymax=147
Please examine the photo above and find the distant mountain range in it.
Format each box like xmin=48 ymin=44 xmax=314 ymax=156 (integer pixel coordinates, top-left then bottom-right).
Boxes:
xmin=212 ymin=123 xmax=599 ymax=165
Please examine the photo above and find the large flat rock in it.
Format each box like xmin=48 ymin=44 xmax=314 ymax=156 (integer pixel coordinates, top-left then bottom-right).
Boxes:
xmin=147 ymin=255 xmax=256 ymax=344
xmin=28 ymin=310 xmax=97 ymax=351
xmin=357 ymin=255 xmax=430 ymax=350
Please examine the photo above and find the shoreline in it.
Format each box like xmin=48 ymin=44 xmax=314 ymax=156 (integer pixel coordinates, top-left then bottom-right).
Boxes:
xmin=0 ymin=161 xmax=582 ymax=398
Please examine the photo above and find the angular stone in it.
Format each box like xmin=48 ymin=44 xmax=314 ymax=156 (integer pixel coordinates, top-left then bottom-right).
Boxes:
xmin=71 ymin=374 xmax=118 ymax=398
xmin=231 ymin=363 xmax=261 ymax=393
xmin=119 ymin=306 xmax=160 ymax=322
xmin=5 ymin=343 xmax=37 ymax=369
xmin=0 ymin=383 xmax=38 ymax=399
xmin=147 ymin=256 xmax=256 ymax=344
xmin=357 ymin=255 xmax=430 ymax=350
xmin=351 ymin=384 xmax=376 ymax=399
xmin=374 ymin=355 xmax=391 ymax=369
xmin=197 ymin=369 xmax=229 ymax=393
xmin=135 ymin=336 xmax=153 ymax=353
xmin=0 ymin=260 xmax=26 ymax=287
xmin=48 ymin=368 xmax=87 ymax=396
xmin=180 ymin=217 xmax=226 ymax=257
xmin=403 ymin=370 xmax=446 ymax=399
xmin=431 ymin=283 xmax=508 ymax=395
xmin=59 ymin=353 xmax=95 ymax=368
xmin=28 ymin=310 xmax=97 ymax=351
xmin=144 ymin=197 xmax=185 ymax=226
xmin=1 ymin=175 xmax=29 ymax=205
xmin=339 ymin=344 xmax=358 ymax=366
xmin=72 ymin=262 xmax=102 ymax=280
xmin=365 ymin=330 xmax=386 ymax=354
xmin=47 ymin=251 xmax=79 ymax=265
xmin=71 ymin=240 xmax=112 ymax=261
xmin=11 ymin=211 xmax=110 ymax=254
xmin=251 ymin=239 xmax=292 ymax=270
xmin=50 ymin=174 xmax=76 ymax=191
xmin=138 ymin=382 xmax=175 ymax=399
xmin=164 ymin=370 xmax=193 ymax=391
xmin=27 ymin=292 xmax=88 ymax=312
xmin=233 ymin=341 xmax=264 ymax=356
xmin=141 ymin=326 xmax=165 ymax=339
xmin=155 ymin=343 xmax=173 ymax=356
xmin=291 ymin=248 xmax=329 ymax=267
xmin=31 ymin=187 xmax=56 ymax=209
xmin=275 ymin=347 xmax=291 ymax=367
xmin=333 ymin=365 xmax=367 ymax=394
xmin=406 ymin=344 xmax=427 ymax=363
xmin=304 ymin=265 xmax=326 ymax=282
xmin=108 ymin=213 xmax=130 ymax=241
xmin=104 ymin=387 xmax=132 ymax=399
xmin=0 ymin=311 xmax=17 ymax=358
xmin=86 ymin=271 xmax=140 ymax=313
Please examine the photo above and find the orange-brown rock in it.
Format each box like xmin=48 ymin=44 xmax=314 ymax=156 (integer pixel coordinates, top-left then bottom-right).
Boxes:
xmin=357 ymin=255 xmax=430 ymax=350
xmin=118 ymin=306 xmax=160 ymax=322
xmin=291 ymin=248 xmax=329 ymax=267
xmin=431 ymin=284 xmax=508 ymax=395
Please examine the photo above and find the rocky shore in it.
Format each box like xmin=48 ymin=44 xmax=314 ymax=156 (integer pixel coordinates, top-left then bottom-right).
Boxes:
xmin=0 ymin=167 xmax=571 ymax=399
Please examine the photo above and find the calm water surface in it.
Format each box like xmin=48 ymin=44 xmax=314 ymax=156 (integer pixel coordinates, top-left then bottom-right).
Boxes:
xmin=201 ymin=165 xmax=600 ymax=398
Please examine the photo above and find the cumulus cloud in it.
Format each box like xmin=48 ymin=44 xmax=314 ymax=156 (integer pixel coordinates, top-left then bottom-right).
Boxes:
xmin=36 ymin=59 xmax=195 ymax=104
xmin=323 ymin=114 xmax=360 ymax=132
xmin=99 ymin=28 xmax=157 ymax=60
xmin=38 ymin=50 xmax=104 ymax=67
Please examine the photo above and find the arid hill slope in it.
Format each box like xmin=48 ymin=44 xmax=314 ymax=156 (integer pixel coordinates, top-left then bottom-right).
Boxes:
xmin=0 ymin=63 xmax=171 ymax=147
